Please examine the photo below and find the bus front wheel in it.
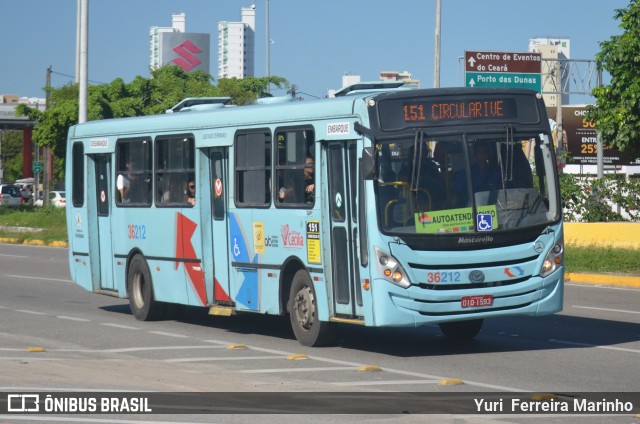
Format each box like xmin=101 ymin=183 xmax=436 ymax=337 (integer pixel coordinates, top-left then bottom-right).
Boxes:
xmin=439 ymin=319 xmax=483 ymax=340
xmin=127 ymin=255 xmax=165 ymax=321
xmin=288 ymin=270 xmax=333 ymax=347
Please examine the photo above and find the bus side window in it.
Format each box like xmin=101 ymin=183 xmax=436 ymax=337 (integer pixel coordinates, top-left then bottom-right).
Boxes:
xmin=155 ymin=135 xmax=195 ymax=207
xmin=116 ymin=137 xmax=152 ymax=206
xmin=275 ymin=127 xmax=315 ymax=207
xmin=235 ymin=131 xmax=271 ymax=206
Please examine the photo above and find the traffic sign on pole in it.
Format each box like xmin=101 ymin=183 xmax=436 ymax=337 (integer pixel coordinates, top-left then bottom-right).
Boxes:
xmin=465 ymin=50 xmax=542 ymax=91
xmin=32 ymin=161 xmax=43 ymax=174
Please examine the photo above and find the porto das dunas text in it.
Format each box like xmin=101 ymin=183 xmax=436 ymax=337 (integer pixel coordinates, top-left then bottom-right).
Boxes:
xmin=475 ymin=397 xmax=634 ymax=413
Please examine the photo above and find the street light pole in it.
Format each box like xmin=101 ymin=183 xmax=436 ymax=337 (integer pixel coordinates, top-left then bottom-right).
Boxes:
xmin=434 ymin=0 xmax=441 ymax=88
xmin=265 ymin=0 xmax=270 ymax=93
xmin=78 ymin=0 xmax=88 ymax=124
xmin=43 ymin=66 xmax=51 ymax=206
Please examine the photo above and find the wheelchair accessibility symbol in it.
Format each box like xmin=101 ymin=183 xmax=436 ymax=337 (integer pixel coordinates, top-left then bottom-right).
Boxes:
xmin=477 ymin=213 xmax=493 ymax=232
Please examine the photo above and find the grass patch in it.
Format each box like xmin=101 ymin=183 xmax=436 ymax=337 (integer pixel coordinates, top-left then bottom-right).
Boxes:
xmin=565 ymin=245 xmax=640 ymax=275
xmin=0 ymin=206 xmax=67 ymax=244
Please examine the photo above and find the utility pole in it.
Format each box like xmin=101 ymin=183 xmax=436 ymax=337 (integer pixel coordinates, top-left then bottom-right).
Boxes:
xmin=265 ymin=0 xmax=270 ymax=93
xmin=596 ymin=66 xmax=604 ymax=178
xmin=76 ymin=0 xmax=81 ymax=83
xmin=78 ymin=0 xmax=88 ymax=124
xmin=43 ymin=66 xmax=52 ymax=206
xmin=434 ymin=0 xmax=441 ymax=88
xmin=554 ymin=60 xmax=564 ymax=173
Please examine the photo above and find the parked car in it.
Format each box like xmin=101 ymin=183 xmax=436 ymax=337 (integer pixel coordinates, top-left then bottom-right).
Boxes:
xmin=0 ymin=184 xmax=23 ymax=207
xmin=34 ymin=191 xmax=66 ymax=207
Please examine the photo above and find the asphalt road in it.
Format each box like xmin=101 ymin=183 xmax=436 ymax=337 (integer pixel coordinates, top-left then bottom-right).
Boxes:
xmin=0 ymin=243 xmax=639 ymax=424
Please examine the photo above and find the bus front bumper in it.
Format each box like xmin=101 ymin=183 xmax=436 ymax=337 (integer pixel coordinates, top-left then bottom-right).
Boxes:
xmin=369 ymin=267 xmax=564 ymax=327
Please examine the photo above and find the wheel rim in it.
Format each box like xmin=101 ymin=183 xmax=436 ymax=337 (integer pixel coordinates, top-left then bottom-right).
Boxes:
xmin=132 ymin=272 xmax=145 ymax=309
xmin=293 ymin=286 xmax=315 ymax=331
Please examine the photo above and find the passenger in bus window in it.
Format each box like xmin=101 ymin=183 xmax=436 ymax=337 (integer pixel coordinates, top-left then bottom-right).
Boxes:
xmin=278 ymin=156 xmax=315 ymax=204
xmin=303 ymin=156 xmax=315 ymax=203
xmin=116 ymin=160 xmax=132 ymax=203
xmin=186 ymin=178 xmax=196 ymax=206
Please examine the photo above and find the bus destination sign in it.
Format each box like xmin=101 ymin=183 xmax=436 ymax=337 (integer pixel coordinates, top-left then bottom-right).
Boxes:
xmin=402 ymin=98 xmax=517 ymax=123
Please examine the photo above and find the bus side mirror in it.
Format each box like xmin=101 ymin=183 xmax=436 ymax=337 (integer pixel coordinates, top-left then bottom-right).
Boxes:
xmin=361 ymin=147 xmax=375 ymax=180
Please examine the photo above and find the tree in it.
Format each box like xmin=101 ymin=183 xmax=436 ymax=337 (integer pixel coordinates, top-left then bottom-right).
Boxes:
xmin=15 ymin=66 xmax=289 ymax=183
xmin=217 ymin=75 xmax=288 ymax=106
xmin=0 ymin=131 xmax=25 ymax=183
xmin=586 ymin=0 xmax=640 ymax=160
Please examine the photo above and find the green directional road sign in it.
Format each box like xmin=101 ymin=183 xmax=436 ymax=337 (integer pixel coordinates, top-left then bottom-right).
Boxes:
xmin=465 ymin=72 xmax=541 ymax=91
xmin=32 ymin=161 xmax=43 ymax=174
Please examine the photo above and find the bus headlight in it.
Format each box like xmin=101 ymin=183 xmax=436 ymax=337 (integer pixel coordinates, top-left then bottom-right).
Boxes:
xmin=375 ymin=247 xmax=411 ymax=288
xmin=540 ymin=241 xmax=564 ymax=278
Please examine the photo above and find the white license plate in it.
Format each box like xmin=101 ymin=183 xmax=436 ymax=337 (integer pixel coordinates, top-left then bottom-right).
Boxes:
xmin=461 ymin=295 xmax=493 ymax=308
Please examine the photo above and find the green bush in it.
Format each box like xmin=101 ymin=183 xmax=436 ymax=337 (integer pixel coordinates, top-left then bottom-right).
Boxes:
xmin=560 ymin=174 xmax=640 ymax=222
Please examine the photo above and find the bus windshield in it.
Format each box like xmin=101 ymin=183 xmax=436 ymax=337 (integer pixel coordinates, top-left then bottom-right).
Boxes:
xmin=374 ymin=131 xmax=559 ymax=237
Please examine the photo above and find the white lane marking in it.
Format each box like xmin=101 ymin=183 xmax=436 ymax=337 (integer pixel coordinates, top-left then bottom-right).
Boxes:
xmin=54 ymin=346 xmax=226 ymax=354
xmin=202 ymin=339 xmax=529 ymax=392
xmin=550 ymin=338 xmax=640 ymax=354
xmin=15 ymin=309 xmax=46 ymax=315
xmin=572 ymin=305 xmax=640 ymax=315
xmin=0 ymin=357 xmax=61 ymax=361
xmin=239 ymin=366 xmax=356 ymax=373
xmin=332 ymin=379 xmax=441 ymax=386
xmin=147 ymin=331 xmax=189 ymax=338
xmin=0 ymin=253 xmax=29 ymax=258
xmin=56 ymin=315 xmax=91 ymax=322
xmin=166 ymin=355 xmax=284 ymax=363
xmin=101 ymin=323 xmax=140 ymax=330
xmin=6 ymin=274 xmax=73 ymax=283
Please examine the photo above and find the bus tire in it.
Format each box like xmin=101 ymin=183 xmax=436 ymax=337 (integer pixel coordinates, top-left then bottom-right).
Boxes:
xmin=439 ymin=319 xmax=483 ymax=340
xmin=288 ymin=270 xmax=333 ymax=347
xmin=127 ymin=255 xmax=165 ymax=321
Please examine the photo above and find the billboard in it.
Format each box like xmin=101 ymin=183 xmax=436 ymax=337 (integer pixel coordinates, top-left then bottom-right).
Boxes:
xmin=159 ymin=32 xmax=210 ymax=73
xmin=548 ymin=105 xmax=639 ymax=166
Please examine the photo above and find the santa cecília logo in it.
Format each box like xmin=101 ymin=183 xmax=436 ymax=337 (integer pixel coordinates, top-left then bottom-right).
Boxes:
xmin=281 ymin=224 xmax=304 ymax=247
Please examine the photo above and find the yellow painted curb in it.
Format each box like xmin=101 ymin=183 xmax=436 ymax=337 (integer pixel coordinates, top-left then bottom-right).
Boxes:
xmin=0 ymin=237 xmax=19 ymax=243
xmin=438 ymin=378 xmax=463 ymax=385
xmin=23 ymin=239 xmax=45 ymax=246
xmin=358 ymin=365 xmax=382 ymax=372
xmin=227 ymin=344 xmax=247 ymax=350
xmin=287 ymin=354 xmax=309 ymax=361
xmin=566 ymin=273 xmax=640 ymax=288
xmin=48 ymin=241 xmax=68 ymax=248
xmin=26 ymin=347 xmax=46 ymax=352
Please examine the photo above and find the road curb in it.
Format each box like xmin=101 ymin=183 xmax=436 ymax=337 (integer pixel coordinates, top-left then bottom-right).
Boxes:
xmin=0 ymin=238 xmax=68 ymax=248
xmin=566 ymin=272 xmax=640 ymax=288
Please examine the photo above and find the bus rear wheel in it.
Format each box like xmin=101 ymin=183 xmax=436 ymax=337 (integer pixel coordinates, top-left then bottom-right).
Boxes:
xmin=127 ymin=255 xmax=165 ymax=321
xmin=288 ymin=270 xmax=333 ymax=347
xmin=439 ymin=319 xmax=483 ymax=340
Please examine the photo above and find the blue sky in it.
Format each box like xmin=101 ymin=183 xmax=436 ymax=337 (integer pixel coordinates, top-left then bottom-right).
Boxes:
xmin=0 ymin=0 xmax=631 ymax=101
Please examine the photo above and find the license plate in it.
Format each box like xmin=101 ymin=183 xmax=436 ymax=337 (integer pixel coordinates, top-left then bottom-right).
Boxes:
xmin=461 ymin=295 xmax=493 ymax=308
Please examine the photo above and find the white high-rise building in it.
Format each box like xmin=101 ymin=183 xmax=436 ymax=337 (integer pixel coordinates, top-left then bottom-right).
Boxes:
xmin=150 ymin=13 xmax=186 ymax=71
xmin=218 ymin=5 xmax=256 ymax=79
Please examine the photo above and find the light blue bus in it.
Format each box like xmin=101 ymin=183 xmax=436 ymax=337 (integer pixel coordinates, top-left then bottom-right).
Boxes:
xmin=66 ymin=84 xmax=564 ymax=346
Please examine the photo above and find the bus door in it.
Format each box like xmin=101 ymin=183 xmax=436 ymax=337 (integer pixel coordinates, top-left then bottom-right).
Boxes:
xmin=325 ymin=141 xmax=363 ymax=318
xmin=209 ymin=148 xmax=232 ymax=304
xmin=92 ymin=154 xmax=115 ymax=291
